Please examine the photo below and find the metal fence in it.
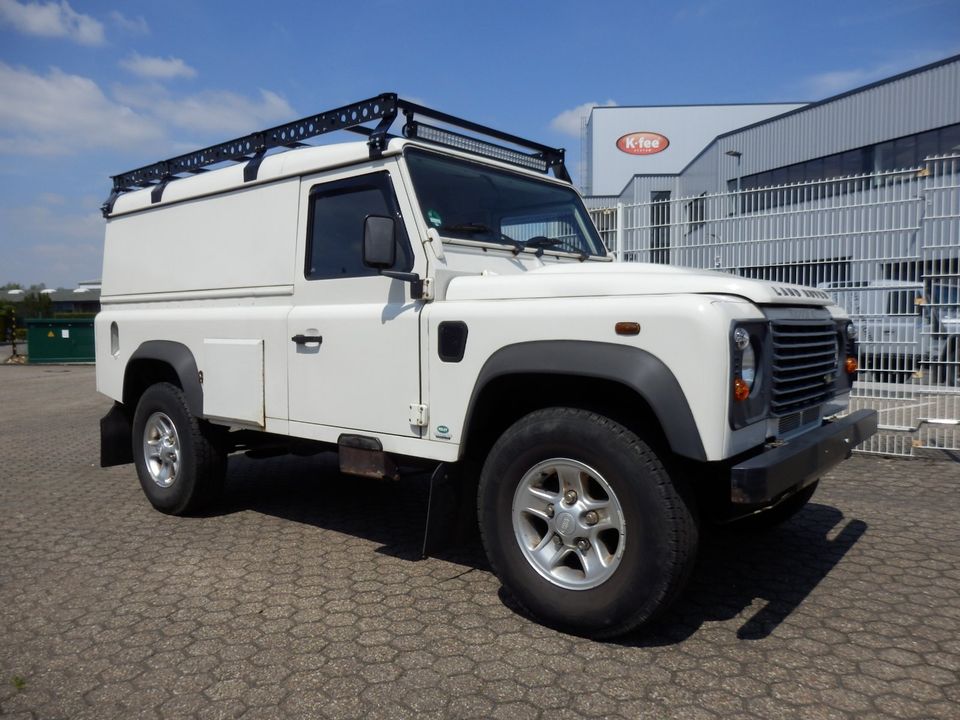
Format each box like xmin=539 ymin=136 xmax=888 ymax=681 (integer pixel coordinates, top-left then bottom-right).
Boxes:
xmin=588 ymin=155 xmax=960 ymax=457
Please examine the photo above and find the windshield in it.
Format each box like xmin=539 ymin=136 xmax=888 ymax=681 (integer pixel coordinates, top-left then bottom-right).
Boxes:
xmin=404 ymin=149 xmax=607 ymax=257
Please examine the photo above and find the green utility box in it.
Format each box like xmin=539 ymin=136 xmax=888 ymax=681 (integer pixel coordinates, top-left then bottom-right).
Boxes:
xmin=26 ymin=318 xmax=95 ymax=363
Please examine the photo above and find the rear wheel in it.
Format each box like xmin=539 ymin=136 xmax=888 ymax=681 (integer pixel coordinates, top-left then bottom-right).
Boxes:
xmin=132 ymin=382 xmax=226 ymax=515
xmin=478 ymin=407 xmax=698 ymax=638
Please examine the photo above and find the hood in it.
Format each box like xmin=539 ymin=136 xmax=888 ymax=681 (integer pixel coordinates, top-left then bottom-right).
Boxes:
xmin=444 ymin=262 xmax=834 ymax=306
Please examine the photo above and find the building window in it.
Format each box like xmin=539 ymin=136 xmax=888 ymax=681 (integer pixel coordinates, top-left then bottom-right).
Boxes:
xmin=686 ymin=193 xmax=706 ymax=229
xmin=727 ymin=122 xmax=960 ymax=198
xmin=942 ymin=124 xmax=960 ymax=155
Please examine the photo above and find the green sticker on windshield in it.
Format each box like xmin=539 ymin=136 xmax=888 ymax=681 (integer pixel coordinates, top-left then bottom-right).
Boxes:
xmin=427 ymin=209 xmax=442 ymax=227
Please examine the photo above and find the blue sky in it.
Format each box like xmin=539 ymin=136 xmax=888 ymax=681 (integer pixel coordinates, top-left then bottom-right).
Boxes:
xmin=1 ymin=0 xmax=957 ymax=287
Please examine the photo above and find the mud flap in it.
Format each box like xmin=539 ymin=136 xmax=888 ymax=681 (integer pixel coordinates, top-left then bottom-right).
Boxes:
xmin=100 ymin=402 xmax=133 ymax=467
xmin=422 ymin=462 xmax=478 ymax=558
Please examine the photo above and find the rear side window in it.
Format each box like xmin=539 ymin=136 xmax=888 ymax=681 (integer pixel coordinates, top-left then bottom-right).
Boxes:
xmin=305 ymin=172 xmax=412 ymax=280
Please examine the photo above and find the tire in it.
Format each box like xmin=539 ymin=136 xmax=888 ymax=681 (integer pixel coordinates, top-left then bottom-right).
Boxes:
xmin=132 ymin=382 xmax=226 ymax=515
xmin=728 ymin=480 xmax=818 ymax=532
xmin=477 ymin=407 xmax=698 ymax=638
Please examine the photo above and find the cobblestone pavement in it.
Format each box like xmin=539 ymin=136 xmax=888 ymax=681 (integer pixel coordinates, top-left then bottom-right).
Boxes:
xmin=1 ymin=365 xmax=959 ymax=720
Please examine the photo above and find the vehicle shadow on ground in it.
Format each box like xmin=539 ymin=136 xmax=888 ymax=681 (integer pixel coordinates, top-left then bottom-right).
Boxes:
xmin=215 ymin=452 xmax=483 ymax=565
xmin=215 ymin=453 xmax=866 ymax=644
xmin=619 ymin=506 xmax=868 ymax=646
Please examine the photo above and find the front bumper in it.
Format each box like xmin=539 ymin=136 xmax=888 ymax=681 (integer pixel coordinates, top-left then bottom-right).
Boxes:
xmin=730 ymin=409 xmax=878 ymax=504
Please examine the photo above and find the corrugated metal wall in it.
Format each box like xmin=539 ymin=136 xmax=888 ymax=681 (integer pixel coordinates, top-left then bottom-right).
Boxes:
xmin=693 ymin=59 xmax=960 ymax=195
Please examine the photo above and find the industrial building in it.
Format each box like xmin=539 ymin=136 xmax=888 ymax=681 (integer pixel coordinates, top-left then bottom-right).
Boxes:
xmin=582 ymin=54 xmax=960 ymax=205
xmin=2 ymin=283 xmax=101 ymax=317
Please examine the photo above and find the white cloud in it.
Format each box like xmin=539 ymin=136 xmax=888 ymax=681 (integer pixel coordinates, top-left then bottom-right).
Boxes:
xmin=549 ymin=100 xmax=617 ymax=137
xmin=109 ymin=10 xmax=148 ymax=34
xmin=673 ymin=1 xmax=720 ymax=22
xmin=120 ymin=53 xmax=196 ymax=80
xmin=801 ymin=50 xmax=957 ymax=97
xmin=115 ymin=84 xmax=295 ymax=136
xmin=38 ymin=192 xmax=65 ymax=205
xmin=803 ymin=67 xmax=887 ymax=97
xmin=0 ymin=0 xmax=103 ymax=45
xmin=0 ymin=62 xmax=164 ymax=155
xmin=167 ymin=89 xmax=294 ymax=134
xmin=0 ymin=63 xmax=295 ymax=156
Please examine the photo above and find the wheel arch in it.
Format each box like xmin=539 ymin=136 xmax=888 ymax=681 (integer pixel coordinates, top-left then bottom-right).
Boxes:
xmin=460 ymin=341 xmax=707 ymax=464
xmin=123 ymin=341 xmax=203 ymax=416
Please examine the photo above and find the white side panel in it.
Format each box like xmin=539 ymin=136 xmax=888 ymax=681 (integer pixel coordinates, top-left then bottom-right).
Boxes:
xmin=202 ymin=339 xmax=264 ymax=426
xmin=102 ymin=179 xmax=299 ymax=296
xmin=94 ymin=304 xmax=291 ymax=422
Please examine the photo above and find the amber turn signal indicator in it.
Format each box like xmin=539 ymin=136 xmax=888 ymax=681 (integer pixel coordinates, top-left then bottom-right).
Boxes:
xmin=845 ymin=356 xmax=858 ymax=374
xmin=615 ymin=322 xmax=641 ymax=336
xmin=733 ymin=377 xmax=750 ymax=402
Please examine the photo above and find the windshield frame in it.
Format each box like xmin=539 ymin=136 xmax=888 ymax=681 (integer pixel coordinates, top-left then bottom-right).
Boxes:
xmin=401 ymin=146 xmax=608 ymax=259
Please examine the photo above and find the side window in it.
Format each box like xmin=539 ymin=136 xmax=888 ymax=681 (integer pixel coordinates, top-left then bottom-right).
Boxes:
xmin=305 ymin=173 xmax=412 ymax=280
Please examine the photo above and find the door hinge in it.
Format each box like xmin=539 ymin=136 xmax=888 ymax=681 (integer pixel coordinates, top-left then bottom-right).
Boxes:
xmin=420 ymin=277 xmax=434 ymax=300
xmin=408 ymin=403 xmax=428 ymax=427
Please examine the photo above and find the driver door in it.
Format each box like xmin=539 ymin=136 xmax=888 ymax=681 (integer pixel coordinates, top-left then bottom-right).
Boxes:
xmin=287 ymin=165 xmax=423 ymax=439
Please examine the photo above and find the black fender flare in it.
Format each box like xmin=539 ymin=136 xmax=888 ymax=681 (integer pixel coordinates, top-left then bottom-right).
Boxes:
xmin=463 ymin=340 xmax=707 ymax=461
xmin=126 ymin=340 xmax=203 ymax=416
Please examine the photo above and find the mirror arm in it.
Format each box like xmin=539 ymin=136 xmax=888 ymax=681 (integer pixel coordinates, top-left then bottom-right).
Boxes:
xmin=381 ymin=270 xmax=424 ymax=300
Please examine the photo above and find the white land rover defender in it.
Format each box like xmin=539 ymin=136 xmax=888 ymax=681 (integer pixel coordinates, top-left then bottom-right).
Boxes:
xmin=96 ymin=94 xmax=877 ymax=637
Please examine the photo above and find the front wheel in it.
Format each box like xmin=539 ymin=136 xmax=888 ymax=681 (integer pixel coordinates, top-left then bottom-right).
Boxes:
xmin=477 ymin=408 xmax=698 ymax=638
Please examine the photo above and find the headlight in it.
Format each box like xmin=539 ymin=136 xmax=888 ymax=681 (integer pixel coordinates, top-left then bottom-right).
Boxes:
xmin=733 ymin=327 xmax=750 ymax=350
xmin=730 ymin=323 xmax=768 ymax=424
xmin=846 ymin=322 xmax=857 ymax=340
xmin=741 ymin=342 xmax=756 ymax=388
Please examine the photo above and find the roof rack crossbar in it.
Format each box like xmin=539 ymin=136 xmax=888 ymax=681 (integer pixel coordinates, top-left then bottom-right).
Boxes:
xmin=103 ymin=93 xmax=569 ymax=216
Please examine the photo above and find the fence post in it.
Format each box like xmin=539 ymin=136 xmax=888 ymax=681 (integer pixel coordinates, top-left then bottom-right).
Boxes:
xmin=615 ymin=203 xmax=624 ymax=262
xmin=9 ymin=307 xmax=18 ymax=360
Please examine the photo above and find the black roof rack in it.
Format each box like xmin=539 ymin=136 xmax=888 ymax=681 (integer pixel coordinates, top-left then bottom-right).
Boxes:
xmin=102 ymin=92 xmax=570 ymax=216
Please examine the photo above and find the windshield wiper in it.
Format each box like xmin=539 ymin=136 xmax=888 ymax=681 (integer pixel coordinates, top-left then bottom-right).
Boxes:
xmin=439 ymin=223 xmax=523 ymax=254
xmin=522 ymin=236 xmax=590 ymax=261
xmin=523 ymin=236 xmax=563 ymax=257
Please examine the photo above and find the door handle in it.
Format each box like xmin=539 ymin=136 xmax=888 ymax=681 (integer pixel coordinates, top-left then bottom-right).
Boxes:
xmin=291 ymin=334 xmax=323 ymax=345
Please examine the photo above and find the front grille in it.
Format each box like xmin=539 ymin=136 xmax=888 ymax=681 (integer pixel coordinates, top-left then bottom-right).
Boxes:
xmin=778 ymin=407 xmax=823 ymax=435
xmin=770 ymin=320 xmax=838 ymax=415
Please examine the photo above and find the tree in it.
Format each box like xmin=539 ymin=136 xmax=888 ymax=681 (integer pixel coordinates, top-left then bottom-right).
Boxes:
xmin=0 ymin=302 xmax=14 ymax=342
xmin=20 ymin=291 xmax=51 ymax=319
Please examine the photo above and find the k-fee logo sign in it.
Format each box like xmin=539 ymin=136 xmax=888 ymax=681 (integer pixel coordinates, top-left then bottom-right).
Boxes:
xmin=616 ymin=132 xmax=669 ymax=155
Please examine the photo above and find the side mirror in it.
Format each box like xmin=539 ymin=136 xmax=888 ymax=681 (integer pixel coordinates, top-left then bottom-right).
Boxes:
xmin=363 ymin=215 xmax=396 ymax=269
